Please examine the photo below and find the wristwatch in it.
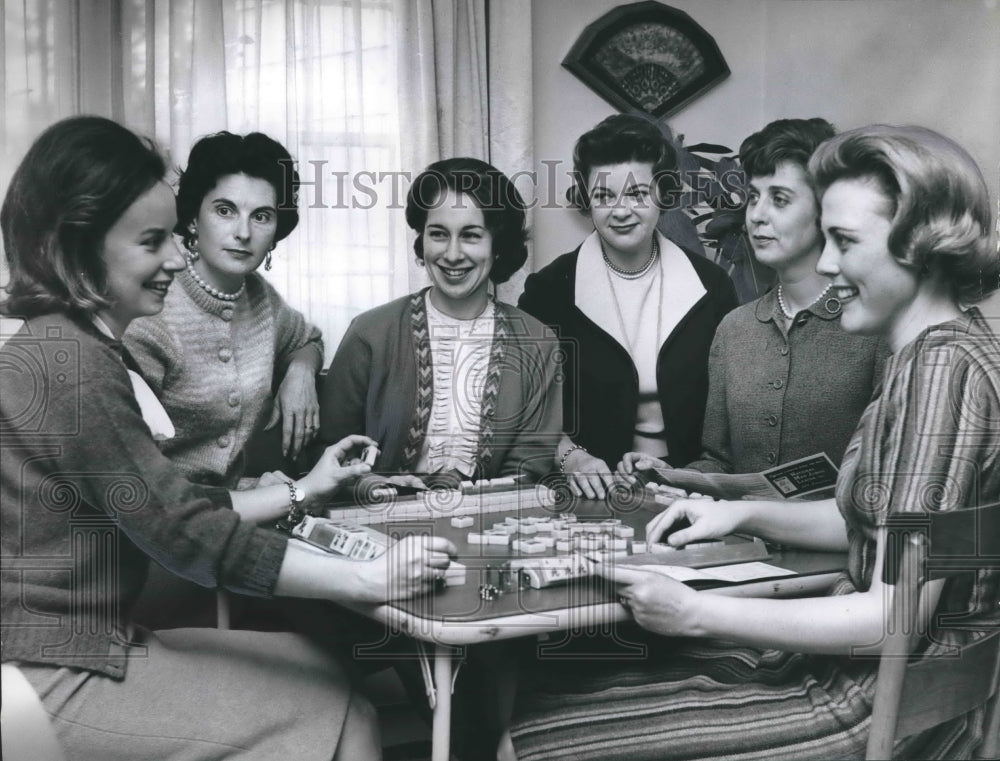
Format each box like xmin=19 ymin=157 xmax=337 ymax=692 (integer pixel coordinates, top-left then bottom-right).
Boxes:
xmin=278 ymin=481 xmax=307 ymax=532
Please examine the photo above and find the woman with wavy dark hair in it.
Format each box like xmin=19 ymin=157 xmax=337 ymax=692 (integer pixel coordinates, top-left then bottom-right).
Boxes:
xmin=320 ymin=157 xmax=562 ymax=486
xmin=619 ymin=118 xmax=886 ymax=480
xmin=508 ymin=124 xmax=1000 ymax=761
xmin=519 ymin=114 xmax=738 ymax=499
xmin=1 ymin=116 xmax=456 ymax=760
xmin=125 ymin=131 xmax=322 ymax=489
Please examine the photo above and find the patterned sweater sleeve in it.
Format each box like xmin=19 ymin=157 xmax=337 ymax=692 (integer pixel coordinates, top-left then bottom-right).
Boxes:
xmin=263 ymin=276 xmax=324 ymax=379
xmin=319 ymin=318 xmax=371 ymax=445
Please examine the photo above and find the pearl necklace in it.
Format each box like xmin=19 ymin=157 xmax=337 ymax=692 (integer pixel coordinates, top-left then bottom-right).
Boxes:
xmin=777 ymin=282 xmax=833 ymax=319
xmin=186 ymin=262 xmax=245 ymax=302
xmin=602 ymin=237 xmax=659 ymax=280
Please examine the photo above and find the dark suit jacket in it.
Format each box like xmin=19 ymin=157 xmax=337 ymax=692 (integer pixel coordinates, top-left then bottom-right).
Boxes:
xmin=518 ymin=244 xmax=737 ymax=468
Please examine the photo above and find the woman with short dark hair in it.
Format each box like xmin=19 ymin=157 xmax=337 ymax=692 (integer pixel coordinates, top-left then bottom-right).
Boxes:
xmin=320 ymin=156 xmax=561 ymax=484
xmin=620 ymin=118 xmax=885 ymax=479
xmin=1 ymin=115 xmax=456 ymax=760
xmin=519 ymin=113 xmax=738 ymax=498
xmin=125 ymin=131 xmax=322 ymax=489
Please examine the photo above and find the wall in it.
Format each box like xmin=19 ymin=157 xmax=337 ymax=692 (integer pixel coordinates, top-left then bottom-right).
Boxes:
xmin=530 ymin=0 xmax=1000 ymax=271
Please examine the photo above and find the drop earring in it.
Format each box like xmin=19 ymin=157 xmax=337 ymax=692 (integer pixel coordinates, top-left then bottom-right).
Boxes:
xmin=186 ymin=226 xmax=200 ymax=261
xmin=265 ymin=249 xmax=273 ymax=271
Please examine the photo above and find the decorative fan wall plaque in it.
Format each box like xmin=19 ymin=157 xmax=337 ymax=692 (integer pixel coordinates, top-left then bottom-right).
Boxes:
xmin=562 ymin=1 xmax=730 ymax=118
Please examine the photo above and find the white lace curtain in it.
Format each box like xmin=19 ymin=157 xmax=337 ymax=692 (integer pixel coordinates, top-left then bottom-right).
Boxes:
xmin=1 ymin=0 xmax=533 ymax=359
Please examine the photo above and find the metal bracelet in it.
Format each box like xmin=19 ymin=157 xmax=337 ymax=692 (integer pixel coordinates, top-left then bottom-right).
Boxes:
xmin=558 ymin=444 xmax=588 ymax=473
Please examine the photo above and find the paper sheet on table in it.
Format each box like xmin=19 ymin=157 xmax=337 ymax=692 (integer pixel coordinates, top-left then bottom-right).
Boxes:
xmin=651 ymin=453 xmax=839 ymax=501
xmin=632 ymin=561 xmax=798 ymax=583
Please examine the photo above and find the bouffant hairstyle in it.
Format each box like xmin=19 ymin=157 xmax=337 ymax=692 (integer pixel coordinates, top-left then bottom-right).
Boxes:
xmin=567 ymin=113 xmax=678 ymax=211
xmin=175 ymin=131 xmax=299 ymax=251
xmin=1 ymin=116 xmax=167 ymax=318
xmin=739 ymin=118 xmax=835 ymax=180
xmin=405 ymin=157 xmax=529 ymax=284
xmin=809 ymin=124 xmax=998 ymax=304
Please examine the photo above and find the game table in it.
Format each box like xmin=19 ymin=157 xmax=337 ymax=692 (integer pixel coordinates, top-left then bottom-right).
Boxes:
xmin=324 ymin=483 xmax=847 ymax=761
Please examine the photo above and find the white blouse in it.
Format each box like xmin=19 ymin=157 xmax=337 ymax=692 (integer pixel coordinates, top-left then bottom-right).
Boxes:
xmin=574 ymin=230 xmax=706 ymax=457
xmin=415 ymin=293 xmax=496 ymax=476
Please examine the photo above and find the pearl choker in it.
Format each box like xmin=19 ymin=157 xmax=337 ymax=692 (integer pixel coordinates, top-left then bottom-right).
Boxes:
xmin=187 ymin=262 xmax=245 ymax=302
xmin=777 ymin=282 xmax=833 ymax=319
xmin=602 ymin=237 xmax=659 ymax=280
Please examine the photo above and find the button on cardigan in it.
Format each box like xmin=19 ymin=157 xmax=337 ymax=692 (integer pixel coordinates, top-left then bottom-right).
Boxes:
xmin=125 ymin=267 xmax=322 ymax=488
xmin=686 ymin=288 xmax=887 ymax=474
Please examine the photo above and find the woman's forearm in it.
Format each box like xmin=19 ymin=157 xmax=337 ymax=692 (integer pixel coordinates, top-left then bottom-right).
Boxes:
xmin=272 ymin=540 xmax=379 ymax=602
xmin=287 ymin=343 xmax=323 ymax=375
xmin=740 ymin=497 xmax=849 ymax=551
xmin=690 ymin=577 xmax=945 ymax=655
xmin=230 ymin=483 xmax=295 ymax=523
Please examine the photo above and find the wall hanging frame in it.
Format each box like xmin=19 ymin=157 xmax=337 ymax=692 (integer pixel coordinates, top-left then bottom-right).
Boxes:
xmin=562 ymin=1 xmax=730 ymax=118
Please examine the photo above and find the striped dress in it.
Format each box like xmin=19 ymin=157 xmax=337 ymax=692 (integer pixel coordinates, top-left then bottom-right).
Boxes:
xmin=509 ymin=308 xmax=1000 ymax=760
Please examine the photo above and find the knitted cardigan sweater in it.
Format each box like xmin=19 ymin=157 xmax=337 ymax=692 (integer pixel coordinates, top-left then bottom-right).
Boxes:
xmin=0 ymin=313 xmax=287 ymax=678
xmin=125 ymin=267 xmax=322 ymax=487
xmin=320 ymin=290 xmax=563 ymax=480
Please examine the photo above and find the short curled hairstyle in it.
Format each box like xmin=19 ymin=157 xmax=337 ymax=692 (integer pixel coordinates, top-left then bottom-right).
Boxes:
xmin=739 ymin=118 xmax=835 ymax=179
xmin=810 ymin=124 xmax=999 ymax=304
xmin=176 ymin=131 xmax=299 ymax=250
xmin=405 ymin=157 xmax=528 ymax=284
xmin=1 ymin=116 xmax=166 ymax=318
xmin=567 ymin=113 xmax=678 ymax=211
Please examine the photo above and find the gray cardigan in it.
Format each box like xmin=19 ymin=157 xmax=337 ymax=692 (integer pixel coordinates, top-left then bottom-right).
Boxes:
xmin=1 ymin=313 xmax=287 ymax=677
xmin=686 ymin=288 xmax=887 ymax=474
xmin=320 ymin=290 xmax=562 ymax=480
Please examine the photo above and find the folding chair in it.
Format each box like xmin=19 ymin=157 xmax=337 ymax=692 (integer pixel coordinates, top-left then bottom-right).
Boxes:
xmin=867 ymin=501 xmax=1000 ymax=759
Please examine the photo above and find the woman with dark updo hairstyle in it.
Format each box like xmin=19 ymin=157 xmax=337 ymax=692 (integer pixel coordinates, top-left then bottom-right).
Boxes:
xmin=320 ymin=156 xmax=562 ymax=486
xmin=125 ymin=131 xmax=323 ymax=490
xmin=519 ymin=114 xmax=737 ymax=498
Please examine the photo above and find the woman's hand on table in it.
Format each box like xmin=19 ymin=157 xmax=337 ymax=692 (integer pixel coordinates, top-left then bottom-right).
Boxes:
xmin=361 ymin=535 xmax=458 ymax=602
xmin=592 ymin=563 xmax=704 ymax=638
xmin=615 ymin=452 xmax=668 ymax=485
xmin=645 ymin=499 xmax=746 ymax=546
xmin=297 ymin=435 xmax=378 ymax=500
xmin=563 ymin=449 xmax=616 ymax=499
xmin=356 ymin=473 xmax=428 ymax=491
xmin=256 ymin=470 xmax=294 ymax=487
xmin=269 ymin=363 xmax=320 ymax=460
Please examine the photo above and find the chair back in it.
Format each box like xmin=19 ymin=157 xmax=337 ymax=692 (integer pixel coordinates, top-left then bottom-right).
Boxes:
xmin=867 ymin=501 xmax=1000 ymax=759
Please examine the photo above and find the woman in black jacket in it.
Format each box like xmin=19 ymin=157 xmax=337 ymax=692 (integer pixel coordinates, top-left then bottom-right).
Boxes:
xmin=519 ymin=114 xmax=737 ymax=497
